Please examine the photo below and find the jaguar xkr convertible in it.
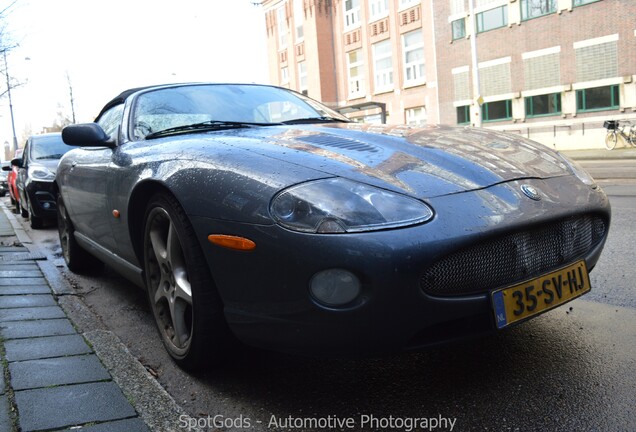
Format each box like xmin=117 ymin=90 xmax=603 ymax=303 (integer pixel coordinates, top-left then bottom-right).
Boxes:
xmin=56 ymin=83 xmax=610 ymax=370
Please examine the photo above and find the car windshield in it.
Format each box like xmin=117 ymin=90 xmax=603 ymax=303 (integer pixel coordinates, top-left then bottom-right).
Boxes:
xmin=131 ymin=84 xmax=350 ymax=140
xmin=30 ymin=135 xmax=76 ymax=160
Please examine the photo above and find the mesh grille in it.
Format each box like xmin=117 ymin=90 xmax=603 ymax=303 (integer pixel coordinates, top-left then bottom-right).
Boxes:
xmin=420 ymin=215 xmax=606 ymax=297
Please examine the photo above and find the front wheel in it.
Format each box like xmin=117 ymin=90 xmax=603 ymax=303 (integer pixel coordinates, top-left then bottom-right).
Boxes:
xmin=604 ymin=131 xmax=617 ymax=150
xmin=143 ymin=193 xmax=232 ymax=371
xmin=29 ymin=202 xmax=43 ymax=229
xmin=20 ymin=201 xmax=28 ymax=218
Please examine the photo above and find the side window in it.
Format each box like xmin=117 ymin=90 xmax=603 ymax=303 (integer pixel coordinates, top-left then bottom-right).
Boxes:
xmin=96 ymin=104 xmax=124 ymax=138
xmin=22 ymin=140 xmax=31 ymax=166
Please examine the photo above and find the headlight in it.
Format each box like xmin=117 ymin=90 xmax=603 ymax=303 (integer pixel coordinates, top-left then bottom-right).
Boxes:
xmin=28 ymin=164 xmax=56 ymax=182
xmin=557 ymin=153 xmax=596 ymax=187
xmin=270 ymin=178 xmax=434 ymax=233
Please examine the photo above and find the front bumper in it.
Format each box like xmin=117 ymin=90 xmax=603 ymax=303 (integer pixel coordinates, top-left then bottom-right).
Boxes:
xmin=191 ymin=176 xmax=611 ymax=356
xmin=25 ymin=180 xmax=58 ymax=219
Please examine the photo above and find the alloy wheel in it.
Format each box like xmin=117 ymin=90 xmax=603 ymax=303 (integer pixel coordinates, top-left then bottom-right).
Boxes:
xmin=145 ymin=207 xmax=193 ymax=356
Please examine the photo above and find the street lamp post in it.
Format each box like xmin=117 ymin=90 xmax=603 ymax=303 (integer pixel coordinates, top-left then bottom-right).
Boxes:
xmin=468 ymin=0 xmax=482 ymax=127
xmin=2 ymin=49 xmax=18 ymax=152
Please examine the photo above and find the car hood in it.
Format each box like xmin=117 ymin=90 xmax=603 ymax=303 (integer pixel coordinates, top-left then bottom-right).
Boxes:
xmin=30 ymin=158 xmax=61 ymax=173
xmin=223 ymin=123 xmax=571 ymax=199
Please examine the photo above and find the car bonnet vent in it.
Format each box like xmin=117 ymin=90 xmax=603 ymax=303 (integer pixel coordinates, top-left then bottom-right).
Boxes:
xmin=297 ymin=134 xmax=379 ymax=153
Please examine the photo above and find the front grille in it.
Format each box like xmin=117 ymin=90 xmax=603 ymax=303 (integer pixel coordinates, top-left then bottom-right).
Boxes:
xmin=420 ymin=215 xmax=606 ymax=297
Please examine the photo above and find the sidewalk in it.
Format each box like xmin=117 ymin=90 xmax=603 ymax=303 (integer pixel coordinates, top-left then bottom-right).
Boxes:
xmin=561 ymin=147 xmax=636 ymax=160
xmin=0 ymin=206 xmax=153 ymax=431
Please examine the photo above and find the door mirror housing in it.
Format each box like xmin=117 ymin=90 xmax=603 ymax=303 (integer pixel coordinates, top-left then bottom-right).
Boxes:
xmin=10 ymin=157 xmax=23 ymax=168
xmin=62 ymin=123 xmax=113 ymax=147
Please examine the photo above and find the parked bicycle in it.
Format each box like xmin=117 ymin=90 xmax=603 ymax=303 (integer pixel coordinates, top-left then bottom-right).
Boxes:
xmin=604 ymin=120 xmax=636 ymax=150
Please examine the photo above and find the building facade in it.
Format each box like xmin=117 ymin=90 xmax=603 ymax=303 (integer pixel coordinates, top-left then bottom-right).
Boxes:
xmin=262 ymin=0 xmax=636 ymax=149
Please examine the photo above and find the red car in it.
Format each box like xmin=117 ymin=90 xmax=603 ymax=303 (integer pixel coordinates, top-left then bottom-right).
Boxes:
xmin=3 ymin=148 xmax=23 ymax=211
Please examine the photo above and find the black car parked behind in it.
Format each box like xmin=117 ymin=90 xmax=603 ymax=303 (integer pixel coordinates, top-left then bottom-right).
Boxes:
xmin=13 ymin=133 xmax=75 ymax=228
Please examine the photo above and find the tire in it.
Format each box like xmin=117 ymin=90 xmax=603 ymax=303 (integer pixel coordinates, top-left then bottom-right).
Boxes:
xmin=604 ymin=132 xmax=617 ymax=150
xmin=143 ymin=192 xmax=232 ymax=371
xmin=20 ymin=201 xmax=28 ymax=218
xmin=28 ymin=199 xmax=44 ymax=229
xmin=30 ymin=213 xmax=43 ymax=229
xmin=57 ymin=194 xmax=104 ymax=273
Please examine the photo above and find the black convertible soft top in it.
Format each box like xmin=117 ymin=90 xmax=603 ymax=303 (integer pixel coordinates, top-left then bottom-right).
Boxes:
xmin=94 ymin=86 xmax=154 ymax=122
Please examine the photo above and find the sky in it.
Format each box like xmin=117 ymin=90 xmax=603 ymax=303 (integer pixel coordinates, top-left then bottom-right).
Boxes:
xmin=0 ymin=0 xmax=269 ymax=154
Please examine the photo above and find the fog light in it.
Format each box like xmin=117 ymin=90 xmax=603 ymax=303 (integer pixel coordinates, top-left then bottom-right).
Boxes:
xmin=310 ymin=269 xmax=360 ymax=307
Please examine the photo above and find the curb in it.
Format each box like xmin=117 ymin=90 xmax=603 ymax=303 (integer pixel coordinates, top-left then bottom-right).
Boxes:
xmin=1 ymin=201 xmax=195 ymax=432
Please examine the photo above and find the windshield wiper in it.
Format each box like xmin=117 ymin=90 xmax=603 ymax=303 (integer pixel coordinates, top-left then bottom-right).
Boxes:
xmin=145 ymin=120 xmax=279 ymax=139
xmin=281 ymin=116 xmax=350 ymax=125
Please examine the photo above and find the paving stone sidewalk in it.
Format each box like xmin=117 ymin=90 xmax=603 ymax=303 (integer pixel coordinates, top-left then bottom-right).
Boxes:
xmin=0 ymin=208 xmax=150 ymax=431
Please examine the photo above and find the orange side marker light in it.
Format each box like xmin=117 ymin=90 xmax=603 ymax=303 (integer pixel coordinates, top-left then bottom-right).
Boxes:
xmin=112 ymin=210 xmax=120 ymax=218
xmin=207 ymin=234 xmax=256 ymax=251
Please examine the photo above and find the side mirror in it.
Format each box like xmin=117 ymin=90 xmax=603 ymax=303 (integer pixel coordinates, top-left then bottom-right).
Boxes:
xmin=62 ymin=123 xmax=112 ymax=147
xmin=1 ymin=164 xmax=11 ymax=172
xmin=10 ymin=157 xmax=23 ymax=169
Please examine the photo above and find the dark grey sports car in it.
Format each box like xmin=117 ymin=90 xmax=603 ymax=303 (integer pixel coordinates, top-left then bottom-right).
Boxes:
xmin=57 ymin=83 xmax=610 ymax=370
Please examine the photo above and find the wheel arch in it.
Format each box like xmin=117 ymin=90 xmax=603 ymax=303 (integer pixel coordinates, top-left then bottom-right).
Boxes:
xmin=127 ymin=180 xmax=174 ymax=266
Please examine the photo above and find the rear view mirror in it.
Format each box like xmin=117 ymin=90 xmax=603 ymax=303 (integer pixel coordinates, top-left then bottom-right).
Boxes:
xmin=62 ymin=123 xmax=112 ymax=147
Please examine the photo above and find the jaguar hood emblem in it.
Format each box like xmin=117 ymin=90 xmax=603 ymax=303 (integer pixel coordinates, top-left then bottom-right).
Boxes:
xmin=521 ymin=184 xmax=541 ymax=201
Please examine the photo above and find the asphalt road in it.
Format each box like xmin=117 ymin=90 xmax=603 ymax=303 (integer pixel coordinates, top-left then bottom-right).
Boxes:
xmin=8 ymin=164 xmax=636 ymax=432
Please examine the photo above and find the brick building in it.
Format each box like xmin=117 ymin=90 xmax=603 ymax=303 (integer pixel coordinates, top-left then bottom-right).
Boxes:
xmin=261 ymin=0 xmax=636 ymax=149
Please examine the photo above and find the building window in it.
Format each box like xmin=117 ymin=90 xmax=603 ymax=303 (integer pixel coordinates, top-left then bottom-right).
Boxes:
xmin=576 ymin=85 xmax=619 ymax=112
xmin=293 ymin=0 xmax=304 ymax=40
xmin=298 ymin=61 xmax=307 ymax=95
xmin=573 ymin=0 xmax=600 ymax=6
xmin=406 ymin=106 xmax=427 ymax=126
xmin=365 ymin=114 xmax=383 ymax=124
xmin=450 ymin=0 xmax=466 ymax=15
xmin=477 ymin=5 xmax=508 ymax=33
xmin=452 ymin=18 xmax=466 ymax=40
xmin=483 ymin=100 xmax=512 ymax=122
xmin=373 ymin=39 xmax=394 ymax=92
xmin=400 ymin=0 xmax=420 ymax=8
xmin=277 ymin=6 xmax=287 ymax=49
xmin=403 ymin=29 xmax=425 ymax=85
xmin=521 ymin=0 xmax=556 ymax=21
xmin=369 ymin=0 xmax=389 ymax=21
xmin=281 ymin=67 xmax=289 ymax=85
xmin=347 ymin=49 xmax=366 ymax=98
xmin=344 ymin=0 xmax=361 ymax=30
xmin=457 ymin=105 xmax=470 ymax=125
xmin=525 ymin=93 xmax=561 ymax=117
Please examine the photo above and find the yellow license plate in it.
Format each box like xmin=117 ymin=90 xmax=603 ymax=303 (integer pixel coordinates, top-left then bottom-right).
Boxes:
xmin=491 ymin=260 xmax=590 ymax=329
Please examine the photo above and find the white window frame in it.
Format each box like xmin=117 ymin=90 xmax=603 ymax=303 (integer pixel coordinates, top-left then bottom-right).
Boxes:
xmin=369 ymin=0 xmax=389 ymax=21
xmin=281 ymin=66 xmax=289 ymax=85
xmin=373 ymin=39 xmax=394 ymax=93
xmin=277 ymin=5 xmax=287 ymax=49
xmin=399 ymin=0 xmax=420 ymax=10
xmin=344 ymin=0 xmax=361 ymax=30
xmin=347 ymin=49 xmax=366 ymax=99
xmin=298 ymin=61 xmax=307 ymax=94
xmin=405 ymin=106 xmax=427 ymax=126
xmin=293 ymin=0 xmax=304 ymax=41
xmin=402 ymin=29 xmax=425 ymax=86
